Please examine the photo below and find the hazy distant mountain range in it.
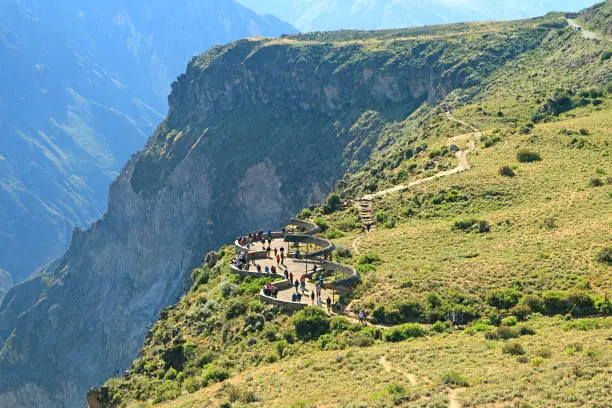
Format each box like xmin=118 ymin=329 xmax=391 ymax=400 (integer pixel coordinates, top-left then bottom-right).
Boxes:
xmin=0 ymin=0 xmax=295 ymax=291
xmin=235 ymin=0 xmax=602 ymax=31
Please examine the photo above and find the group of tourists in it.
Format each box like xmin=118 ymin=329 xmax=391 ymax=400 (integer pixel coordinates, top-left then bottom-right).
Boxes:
xmin=262 ymin=282 xmax=278 ymax=298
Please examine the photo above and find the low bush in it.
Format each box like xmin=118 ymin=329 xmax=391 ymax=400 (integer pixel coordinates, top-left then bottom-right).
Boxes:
xmin=326 ymin=229 xmax=345 ymax=239
xmin=202 ymin=365 xmax=230 ymax=386
xmin=375 ymin=211 xmax=389 ymax=224
xmin=315 ymin=217 xmax=329 ymax=231
xmin=501 ymin=316 xmax=518 ymax=326
xmin=517 ymin=149 xmax=541 ymax=163
xmin=598 ymin=248 xmax=612 ymax=265
xmin=382 ymin=323 xmax=426 ymax=342
xmin=566 ymin=291 xmax=597 ymax=316
xmin=502 ymin=342 xmax=526 ymax=356
xmin=191 ymin=267 xmax=211 ymax=287
xmin=291 ymin=307 xmax=330 ymax=341
xmin=452 ymin=218 xmax=490 ymax=233
xmin=486 ymin=288 xmax=521 ymax=309
xmin=337 ymin=218 xmax=356 ymax=232
xmin=226 ymin=301 xmax=247 ymax=319
xmin=484 ymin=326 xmax=521 ymax=340
xmin=590 ymin=177 xmax=604 ymax=187
xmin=299 ymin=208 xmax=312 ymax=219
xmin=334 ymin=245 xmax=352 ymax=258
xmin=481 ymin=134 xmax=501 ymax=148
xmin=358 ymin=253 xmax=381 ymax=265
xmin=441 ymin=371 xmax=468 ymax=386
xmin=499 ymin=165 xmax=515 ymax=177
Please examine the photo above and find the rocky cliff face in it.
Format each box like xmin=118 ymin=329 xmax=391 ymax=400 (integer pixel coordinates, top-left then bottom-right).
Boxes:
xmin=0 ymin=0 xmax=295 ymax=282
xmin=0 ymin=22 xmax=551 ymax=408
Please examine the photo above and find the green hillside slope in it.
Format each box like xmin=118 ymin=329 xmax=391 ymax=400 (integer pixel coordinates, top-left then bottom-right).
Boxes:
xmin=91 ymin=6 xmax=610 ymax=408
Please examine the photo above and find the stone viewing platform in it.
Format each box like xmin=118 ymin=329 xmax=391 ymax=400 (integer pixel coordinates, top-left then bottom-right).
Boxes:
xmin=231 ymin=219 xmax=359 ymax=311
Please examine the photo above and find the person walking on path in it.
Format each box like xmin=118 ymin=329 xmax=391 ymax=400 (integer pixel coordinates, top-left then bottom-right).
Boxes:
xmin=311 ymin=292 xmax=315 ymax=305
xmin=326 ymin=297 xmax=332 ymax=313
xmin=265 ymin=266 xmax=270 ymax=274
xmin=316 ymin=284 xmax=322 ymax=298
xmin=289 ymin=272 xmax=294 ymax=283
xmin=316 ymin=296 xmax=323 ymax=308
xmin=294 ymin=279 xmax=299 ymax=294
xmin=280 ymin=251 xmax=285 ymax=265
xmin=301 ymin=280 xmax=306 ymax=295
xmin=276 ymin=254 xmax=281 ymax=266
xmin=274 ymin=248 xmax=278 ymax=257
xmin=359 ymin=310 xmax=366 ymax=325
xmin=284 ymin=270 xmax=289 ymax=280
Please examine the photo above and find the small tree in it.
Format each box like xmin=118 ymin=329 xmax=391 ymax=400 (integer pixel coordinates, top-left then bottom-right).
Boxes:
xmin=326 ymin=194 xmax=342 ymax=213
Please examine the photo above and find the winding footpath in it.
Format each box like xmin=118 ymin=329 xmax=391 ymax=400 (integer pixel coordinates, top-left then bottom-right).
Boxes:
xmin=567 ymin=19 xmax=599 ymax=40
xmin=358 ymin=113 xmax=480 ymax=229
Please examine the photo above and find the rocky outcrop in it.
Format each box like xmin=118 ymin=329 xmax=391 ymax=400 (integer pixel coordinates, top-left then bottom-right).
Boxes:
xmin=0 ymin=21 xmax=552 ymax=408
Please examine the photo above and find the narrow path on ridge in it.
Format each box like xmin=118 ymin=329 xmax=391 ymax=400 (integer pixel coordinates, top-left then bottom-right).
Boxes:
xmin=567 ymin=19 xmax=599 ymax=40
xmin=356 ymin=112 xmax=481 ymax=233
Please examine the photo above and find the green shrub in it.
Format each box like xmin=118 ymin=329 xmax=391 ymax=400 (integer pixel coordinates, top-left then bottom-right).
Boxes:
xmin=329 ymin=316 xmax=352 ymax=333
xmin=519 ymin=294 xmax=544 ymax=313
xmin=183 ymin=377 xmax=202 ymax=393
xmin=299 ymin=208 xmax=312 ymax=219
xmin=590 ymin=177 xmax=604 ymax=187
xmin=441 ymin=371 xmax=468 ymax=386
xmin=202 ymin=364 xmax=230 ymax=385
xmin=543 ymin=291 xmax=569 ymax=315
xmin=315 ymin=217 xmax=329 ymax=231
xmin=502 ymin=342 xmax=526 ymax=356
xmin=508 ymin=303 xmax=531 ymax=320
xmin=383 ymin=217 xmax=397 ymax=229
xmin=326 ymin=229 xmax=345 ymax=239
xmin=337 ymin=218 xmax=356 ymax=232
xmin=597 ymin=248 xmax=612 ymax=265
xmin=452 ymin=218 xmax=490 ymax=233
xmin=499 ymin=165 xmax=515 ymax=177
xmin=226 ymin=300 xmax=248 ymax=319
xmin=191 ymin=267 xmax=211 ymax=286
xmin=566 ymin=291 xmax=597 ymax=316
xmin=382 ymin=323 xmax=426 ymax=342
xmin=484 ymin=326 xmax=521 ymax=340
xmin=501 ymin=316 xmax=518 ymax=326
xmin=326 ymin=194 xmax=342 ymax=213
xmin=334 ymin=245 xmax=352 ymax=258
xmin=275 ymin=340 xmax=288 ymax=359
xmin=358 ymin=253 xmax=381 ymax=265
xmin=601 ymin=50 xmax=612 ymax=62
xmin=517 ymin=149 xmax=541 ymax=163
xmin=486 ymin=288 xmax=521 ymax=309
xmin=481 ymin=134 xmax=501 ymax=148
xmin=432 ymin=321 xmax=448 ymax=333
xmin=375 ymin=211 xmax=389 ymax=224
xmin=291 ymin=307 xmax=330 ymax=341
xmin=563 ymin=318 xmax=603 ymax=331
